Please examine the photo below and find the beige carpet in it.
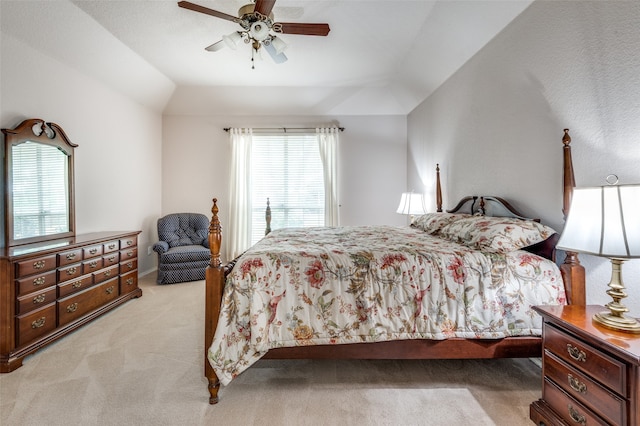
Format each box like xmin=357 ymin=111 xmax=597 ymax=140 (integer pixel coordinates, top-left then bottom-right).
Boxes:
xmin=0 ymin=274 xmax=541 ymax=425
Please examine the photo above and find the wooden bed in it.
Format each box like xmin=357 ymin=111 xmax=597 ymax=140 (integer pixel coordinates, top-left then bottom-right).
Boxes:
xmin=203 ymin=129 xmax=585 ymax=404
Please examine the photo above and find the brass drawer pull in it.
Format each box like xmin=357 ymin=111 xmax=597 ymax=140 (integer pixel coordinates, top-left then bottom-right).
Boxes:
xmin=31 ymin=317 xmax=46 ymax=328
xmin=66 ymin=303 xmax=78 ymax=313
xmin=104 ymin=270 xmax=112 ymax=277
xmin=567 ymin=344 xmax=586 ymax=362
xmin=126 ymin=240 xmax=133 ymax=246
xmin=66 ymin=253 xmax=77 ymax=260
xmin=33 ymin=276 xmax=46 ymax=286
xmin=126 ymin=278 xmax=134 ymax=286
xmin=66 ymin=267 xmax=77 ymax=275
xmin=72 ymin=281 xmax=83 ymax=289
xmin=567 ymin=405 xmax=586 ymax=425
xmin=89 ymin=248 xmax=98 ymax=254
xmin=88 ymin=261 xmax=98 ymax=269
xmin=33 ymin=260 xmax=46 ymax=269
xmin=107 ymin=256 xmax=116 ymax=263
xmin=106 ymin=286 xmax=115 ymax=294
xmin=126 ymin=262 xmax=133 ymax=268
xmin=33 ymin=294 xmax=46 ymax=304
xmin=126 ymin=251 xmax=133 ymax=257
xmin=568 ymin=374 xmax=587 ymax=394
xmin=108 ymin=243 xmax=116 ymax=250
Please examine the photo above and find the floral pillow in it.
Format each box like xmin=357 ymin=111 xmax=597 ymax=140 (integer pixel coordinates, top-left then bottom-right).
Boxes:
xmin=411 ymin=212 xmax=472 ymax=235
xmin=439 ymin=216 xmax=557 ymax=253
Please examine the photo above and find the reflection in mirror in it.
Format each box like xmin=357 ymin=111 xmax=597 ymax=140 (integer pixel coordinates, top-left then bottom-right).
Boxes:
xmin=12 ymin=141 xmax=70 ymax=240
xmin=2 ymin=119 xmax=77 ymax=247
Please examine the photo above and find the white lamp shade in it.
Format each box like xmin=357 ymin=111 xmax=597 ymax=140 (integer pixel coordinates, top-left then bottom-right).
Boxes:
xmin=557 ymin=184 xmax=640 ymax=258
xmin=250 ymin=21 xmax=271 ymax=41
xmin=223 ymin=32 xmax=242 ymax=49
xmin=271 ymin=36 xmax=288 ymax=55
xmin=396 ymin=192 xmax=427 ymax=215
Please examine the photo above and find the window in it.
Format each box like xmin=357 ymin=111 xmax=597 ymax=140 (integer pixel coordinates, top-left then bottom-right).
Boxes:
xmin=250 ymin=134 xmax=325 ymax=245
xmin=12 ymin=142 xmax=69 ymax=240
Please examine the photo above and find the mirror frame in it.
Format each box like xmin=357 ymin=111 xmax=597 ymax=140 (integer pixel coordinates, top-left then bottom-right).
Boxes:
xmin=2 ymin=118 xmax=77 ymax=247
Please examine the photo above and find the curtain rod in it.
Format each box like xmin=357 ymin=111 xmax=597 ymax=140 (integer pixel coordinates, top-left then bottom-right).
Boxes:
xmin=223 ymin=127 xmax=344 ymax=133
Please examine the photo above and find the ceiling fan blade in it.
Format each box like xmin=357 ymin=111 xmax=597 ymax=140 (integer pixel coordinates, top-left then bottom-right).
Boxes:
xmin=263 ymin=42 xmax=288 ymax=64
xmin=177 ymin=1 xmax=238 ymax=22
xmin=277 ymin=22 xmax=330 ymax=36
xmin=254 ymin=0 xmax=276 ymax=17
xmin=205 ymin=40 xmax=225 ymax=52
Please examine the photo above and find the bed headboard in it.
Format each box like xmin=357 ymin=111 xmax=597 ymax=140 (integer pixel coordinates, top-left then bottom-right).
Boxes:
xmin=446 ymin=196 xmax=540 ymax=222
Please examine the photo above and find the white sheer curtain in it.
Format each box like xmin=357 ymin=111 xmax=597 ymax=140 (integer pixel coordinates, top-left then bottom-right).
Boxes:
xmin=317 ymin=127 xmax=339 ymax=226
xmin=227 ymin=128 xmax=253 ymax=261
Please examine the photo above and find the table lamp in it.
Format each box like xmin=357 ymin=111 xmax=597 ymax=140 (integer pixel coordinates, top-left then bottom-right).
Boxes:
xmin=557 ymin=180 xmax=640 ymax=333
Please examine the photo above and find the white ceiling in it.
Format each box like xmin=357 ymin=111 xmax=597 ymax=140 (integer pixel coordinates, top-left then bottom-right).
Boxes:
xmin=1 ymin=1 xmax=533 ymax=115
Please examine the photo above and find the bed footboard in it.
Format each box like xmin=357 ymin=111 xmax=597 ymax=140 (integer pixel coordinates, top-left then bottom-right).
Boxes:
xmin=205 ymin=198 xmax=224 ymax=404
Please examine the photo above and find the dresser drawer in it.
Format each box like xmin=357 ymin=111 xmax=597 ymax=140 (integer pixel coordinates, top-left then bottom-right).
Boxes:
xmin=16 ymin=286 xmax=57 ymax=316
xmin=16 ymin=303 xmax=57 ymax=347
xmin=545 ymin=323 xmax=626 ymax=395
xmin=58 ymin=263 xmax=82 ymax=283
xmin=103 ymin=252 xmax=120 ymax=267
xmin=58 ymin=274 xmax=94 ymax=298
xmin=103 ymin=240 xmax=119 ymax=254
xmin=16 ymin=270 xmax=57 ymax=296
xmin=120 ymin=270 xmax=138 ymax=295
xmin=119 ymin=259 xmax=137 ymax=274
xmin=82 ymin=258 xmax=104 ymax=274
xmin=544 ymin=350 xmax=625 ymax=425
xmin=120 ymin=236 xmax=137 ymax=249
xmin=58 ymin=278 xmax=119 ymax=326
xmin=94 ymin=264 xmax=119 ymax=284
xmin=58 ymin=248 xmax=82 ymax=267
xmin=543 ymin=378 xmax=609 ymax=425
xmin=16 ymin=255 xmax=57 ymax=277
xmin=83 ymin=244 xmax=103 ymax=259
xmin=120 ymin=247 xmax=137 ymax=262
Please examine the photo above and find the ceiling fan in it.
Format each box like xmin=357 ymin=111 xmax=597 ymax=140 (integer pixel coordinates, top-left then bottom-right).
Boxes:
xmin=178 ymin=1 xmax=331 ymax=66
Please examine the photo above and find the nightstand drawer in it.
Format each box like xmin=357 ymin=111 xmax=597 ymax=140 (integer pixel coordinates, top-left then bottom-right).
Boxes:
xmin=544 ymin=350 xmax=625 ymax=425
xmin=543 ymin=378 xmax=609 ymax=426
xmin=545 ymin=323 xmax=626 ymax=395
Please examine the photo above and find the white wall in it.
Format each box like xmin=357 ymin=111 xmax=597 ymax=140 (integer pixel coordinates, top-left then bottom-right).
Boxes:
xmin=1 ymin=35 xmax=163 ymax=276
xmin=161 ymin=114 xmax=408 ymax=260
xmin=407 ymin=1 xmax=640 ymax=308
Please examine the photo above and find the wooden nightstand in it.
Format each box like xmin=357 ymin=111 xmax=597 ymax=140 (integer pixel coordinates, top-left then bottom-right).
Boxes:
xmin=530 ymin=305 xmax=640 ymax=425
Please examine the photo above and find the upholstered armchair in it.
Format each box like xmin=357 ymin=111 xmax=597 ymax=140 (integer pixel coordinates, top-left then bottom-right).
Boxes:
xmin=152 ymin=213 xmax=210 ymax=285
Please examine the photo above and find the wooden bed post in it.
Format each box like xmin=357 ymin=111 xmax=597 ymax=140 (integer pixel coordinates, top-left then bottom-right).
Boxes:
xmin=560 ymin=129 xmax=586 ymax=306
xmin=436 ymin=164 xmax=443 ymax=213
xmin=205 ymin=198 xmax=224 ymax=404
xmin=265 ymin=198 xmax=272 ymax=235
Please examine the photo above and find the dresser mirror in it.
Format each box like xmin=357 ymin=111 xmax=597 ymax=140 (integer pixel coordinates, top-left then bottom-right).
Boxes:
xmin=2 ymin=119 xmax=77 ymax=247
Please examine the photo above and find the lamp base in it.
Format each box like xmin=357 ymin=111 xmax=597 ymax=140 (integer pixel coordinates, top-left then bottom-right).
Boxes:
xmin=593 ymin=311 xmax=640 ymax=334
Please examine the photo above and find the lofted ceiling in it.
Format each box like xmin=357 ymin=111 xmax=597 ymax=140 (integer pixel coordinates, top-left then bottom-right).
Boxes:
xmin=1 ymin=1 xmax=533 ymax=115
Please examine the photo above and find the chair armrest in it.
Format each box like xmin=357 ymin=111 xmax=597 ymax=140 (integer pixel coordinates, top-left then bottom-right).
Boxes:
xmin=152 ymin=241 xmax=169 ymax=254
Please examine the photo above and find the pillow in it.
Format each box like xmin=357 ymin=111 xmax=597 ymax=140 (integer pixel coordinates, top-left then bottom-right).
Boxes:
xmin=411 ymin=212 xmax=472 ymax=235
xmin=439 ymin=216 xmax=557 ymax=253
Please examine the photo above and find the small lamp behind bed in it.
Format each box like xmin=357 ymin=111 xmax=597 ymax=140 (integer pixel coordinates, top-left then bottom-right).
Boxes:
xmin=396 ymin=192 xmax=427 ymax=225
xmin=557 ymin=178 xmax=640 ymax=333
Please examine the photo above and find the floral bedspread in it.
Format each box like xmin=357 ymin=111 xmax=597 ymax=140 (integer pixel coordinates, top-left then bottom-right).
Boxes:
xmin=208 ymin=226 xmax=565 ymax=385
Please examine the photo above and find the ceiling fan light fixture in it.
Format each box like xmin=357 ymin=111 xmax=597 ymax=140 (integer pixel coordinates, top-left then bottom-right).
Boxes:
xmin=250 ymin=21 xmax=271 ymax=41
xmin=222 ymin=31 xmax=242 ymax=49
xmin=270 ymin=36 xmax=288 ymax=55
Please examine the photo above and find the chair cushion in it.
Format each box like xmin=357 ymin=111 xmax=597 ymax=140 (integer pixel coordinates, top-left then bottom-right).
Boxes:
xmin=160 ymin=245 xmax=210 ymax=264
xmin=157 ymin=213 xmax=209 ymax=248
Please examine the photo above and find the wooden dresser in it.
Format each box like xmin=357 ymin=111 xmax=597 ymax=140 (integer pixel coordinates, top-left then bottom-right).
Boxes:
xmin=0 ymin=231 xmax=142 ymax=372
xmin=530 ymin=305 xmax=640 ymax=425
